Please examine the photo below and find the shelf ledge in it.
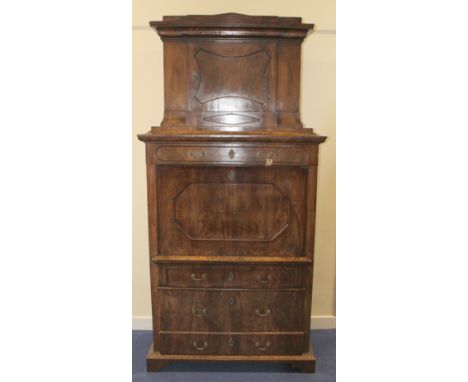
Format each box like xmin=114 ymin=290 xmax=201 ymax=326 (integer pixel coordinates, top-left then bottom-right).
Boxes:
xmin=151 ymin=255 xmax=312 ymax=264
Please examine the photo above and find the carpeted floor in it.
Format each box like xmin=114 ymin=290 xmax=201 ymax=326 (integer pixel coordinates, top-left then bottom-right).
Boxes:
xmin=133 ymin=330 xmax=336 ymax=381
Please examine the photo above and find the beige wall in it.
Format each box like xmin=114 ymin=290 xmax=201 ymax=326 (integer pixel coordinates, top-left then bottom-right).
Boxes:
xmin=133 ymin=0 xmax=335 ymax=319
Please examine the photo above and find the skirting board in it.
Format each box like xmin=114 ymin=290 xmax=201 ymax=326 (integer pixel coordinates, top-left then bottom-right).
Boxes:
xmin=132 ymin=315 xmax=336 ymax=330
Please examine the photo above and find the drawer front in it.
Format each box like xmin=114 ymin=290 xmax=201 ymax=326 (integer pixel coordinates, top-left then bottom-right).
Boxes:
xmin=153 ymin=145 xmax=310 ymax=165
xmin=159 ymin=264 xmax=302 ymax=289
xmin=159 ymin=333 xmax=304 ymax=355
xmin=159 ymin=289 xmax=303 ymax=332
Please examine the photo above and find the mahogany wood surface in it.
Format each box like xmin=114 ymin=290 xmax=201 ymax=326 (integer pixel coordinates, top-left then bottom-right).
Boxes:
xmin=138 ymin=13 xmax=326 ymax=373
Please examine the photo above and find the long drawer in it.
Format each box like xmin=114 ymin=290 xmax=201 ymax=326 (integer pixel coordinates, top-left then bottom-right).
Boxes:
xmin=159 ymin=264 xmax=302 ymax=289
xmin=159 ymin=333 xmax=304 ymax=355
xmin=152 ymin=144 xmax=311 ymax=165
xmin=159 ymin=289 xmax=304 ymax=332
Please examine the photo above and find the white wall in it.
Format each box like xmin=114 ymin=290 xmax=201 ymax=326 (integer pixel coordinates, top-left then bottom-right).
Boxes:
xmin=132 ymin=0 xmax=336 ymax=326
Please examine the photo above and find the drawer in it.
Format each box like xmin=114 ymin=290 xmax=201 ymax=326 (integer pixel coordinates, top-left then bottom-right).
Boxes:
xmin=159 ymin=333 xmax=304 ymax=355
xmin=159 ymin=289 xmax=304 ymax=332
xmin=159 ymin=264 xmax=302 ymax=289
xmin=154 ymin=145 xmax=309 ymax=165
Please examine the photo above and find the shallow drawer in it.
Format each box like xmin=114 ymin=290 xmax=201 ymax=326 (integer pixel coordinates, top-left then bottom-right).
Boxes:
xmin=159 ymin=289 xmax=304 ymax=332
xmin=159 ymin=333 xmax=304 ymax=355
xmin=159 ymin=264 xmax=302 ymax=289
xmin=154 ymin=145 xmax=309 ymax=165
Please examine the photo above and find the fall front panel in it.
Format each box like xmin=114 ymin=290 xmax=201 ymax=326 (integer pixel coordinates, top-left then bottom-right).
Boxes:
xmin=156 ymin=166 xmax=307 ymax=257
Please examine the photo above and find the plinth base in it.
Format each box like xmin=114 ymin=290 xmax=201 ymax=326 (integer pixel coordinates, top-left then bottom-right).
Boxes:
xmin=146 ymin=343 xmax=316 ymax=373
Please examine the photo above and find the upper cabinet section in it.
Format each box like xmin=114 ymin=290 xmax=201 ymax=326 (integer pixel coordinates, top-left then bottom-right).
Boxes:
xmin=150 ymin=13 xmax=314 ymax=131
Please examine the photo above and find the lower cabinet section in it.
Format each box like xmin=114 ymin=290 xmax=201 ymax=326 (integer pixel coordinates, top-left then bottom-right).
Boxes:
xmin=159 ymin=333 xmax=305 ymax=355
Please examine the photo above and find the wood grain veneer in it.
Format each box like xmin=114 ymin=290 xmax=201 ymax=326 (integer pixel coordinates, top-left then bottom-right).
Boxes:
xmin=138 ymin=13 xmax=326 ymax=373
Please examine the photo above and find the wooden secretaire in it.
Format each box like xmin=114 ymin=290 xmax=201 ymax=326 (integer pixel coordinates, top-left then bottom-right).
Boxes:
xmin=138 ymin=13 xmax=326 ymax=373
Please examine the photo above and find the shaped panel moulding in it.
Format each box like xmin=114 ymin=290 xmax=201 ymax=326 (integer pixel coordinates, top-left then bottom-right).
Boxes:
xmin=174 ymin=183 xmax=289 ymax=241
xmin=194 ymin=49 xmax=270 ymax=104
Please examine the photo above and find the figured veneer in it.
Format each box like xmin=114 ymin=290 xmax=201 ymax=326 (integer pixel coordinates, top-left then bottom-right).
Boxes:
xmin=159 ymin=333 xmax=305 ymax=355
xmin=154 ymin=145 xmax=310 ymax=165
xmin=159 ymin=289 xmax=304 ymax=332
xmin=138 ymin=13 xmax=326 ymax=373
xmin=158 ymin=264 xmax=303 ymax=288
xmin=156 ymin=165 xmax=307 ymax=257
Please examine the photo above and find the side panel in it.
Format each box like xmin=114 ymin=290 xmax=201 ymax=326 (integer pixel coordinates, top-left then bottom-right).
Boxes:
xmin=161 ymin=40 xmax=188 ymax=127
xmin=276 ymin=40 xmax=302 ymax=128
xmin=145 ymin=160 xmax=160 ymax=350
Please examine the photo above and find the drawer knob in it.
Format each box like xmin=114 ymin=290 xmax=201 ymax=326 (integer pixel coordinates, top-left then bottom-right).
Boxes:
xmin=228 ymin=149 xmax=235 ymax=159
xmin=191 ymin=305 xmax=207 ymax=317
xmin=228 ymin=338 xmax=234 ymax=348
xmin=255 ymin=340 xmax=271 ymax=351
xmin=192 ymin=340 xmax=208 ymax=351
xmin=228 ymin=296 xmax=235 ymax=306
xmin=191 ymin=273 xmax=207 ymax=282
xmin=227 ymin=271 xmax=234 ymax=282
xmin=256 ymin=274 xmax=272 ymax=284
xmin=255 ymin=307 xmax=272 ymax=317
